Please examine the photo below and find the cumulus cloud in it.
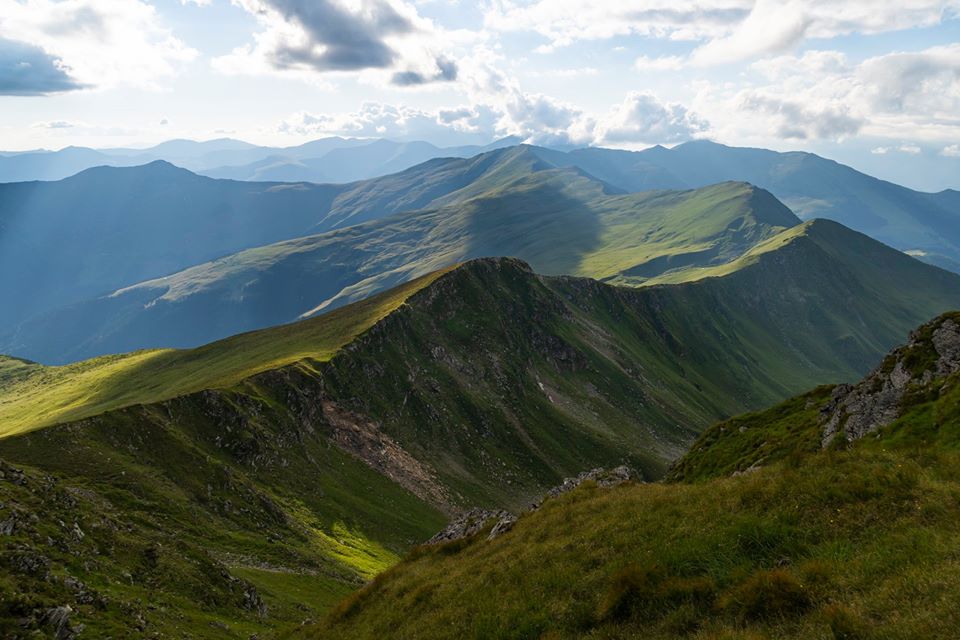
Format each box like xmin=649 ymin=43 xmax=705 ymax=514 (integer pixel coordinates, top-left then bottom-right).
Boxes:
xmin=872 ymin=144 xmax=922 ymax=155
xmin=484 ymin=1 xmax=749 ymax=51
xmin=858 ymin=43 xmax=960 ymax=113
xmin=634 ymin=55 xmax=685 ymax=71
xmin=276 ymin=87 xmax=708 ymax=149
xmin=596 ymin=92 xmax=709 ymax=144
xmin=277 ymin=103 xmax=491 ymax=143
xmin=710 ymin=43 xmax=960 ymax=143
xmin=31 ymin=119 xmax=78 ymax=128
xmin=486 ymin=1 xmax=959 ymax=63
xmin=0 ymin=37 xmax=84 ymax=95
xmin=391 ymin=56 xmax=458 ymax=86
xmin=941 ymin=144 xmax=960 ymax=157
xmin=216 ymin=0 xmax=462 ymax=87
xmin=0 ymin=0 xmax=197 ymax=90
xmin=737 ymin=92 xmax=862 ymax=139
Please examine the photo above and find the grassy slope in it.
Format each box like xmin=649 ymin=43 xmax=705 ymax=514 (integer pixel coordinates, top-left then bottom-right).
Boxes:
xmin=550 ymin=140 xmax=960 ymax=272
xmin=0 ymin=397 xmax=446 ymax=638
xmin=0 ymin=267 xmax=455 ymax=437
xmin=1 ymin=252 xmax=959 ymax=636
xmin=310 ymin=317 xmax=960 ymax=640
xmin=11 ymin=176 xmax=803 ymax=364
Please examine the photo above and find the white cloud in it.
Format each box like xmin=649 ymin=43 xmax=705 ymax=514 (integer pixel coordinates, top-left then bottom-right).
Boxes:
xmin=942 ymin=144 xmax=960 ymax=157
xmin=214 ymin=0 xmax=471 ymax=87
xmin=484 ymin=1 xmax=750 ymax=51
xmin=277 ymin=88 xmax=708 ymax=148
xmin=485 ymin=1 xmax=959 ymax=64
xmin=595 ymin=92 xmax=708 ymax=145
xmin=736 ymin=91 xmax=862 ymax=140
xmin=0 ymin=0 xmax=198 ymax=90
xmin=872 ymin=143 xmax=923 ymax=155
xmin=634 ymin=55 xmax=685 ymax=71
xmin=31 ymin=120 xmax=78 ymax=129
xmin=708 ymin=44 xmax=960 ymax=144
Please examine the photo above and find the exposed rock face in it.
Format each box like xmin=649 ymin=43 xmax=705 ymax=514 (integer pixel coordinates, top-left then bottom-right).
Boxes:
xmin=320 ymin=400 xmax=453 ymax=512
xmin=43 ymin=605 xmax=81 ymax=640
xmin=427 ymin=466 xmax=636 ymax=544
xmin=532 ymin=466 xmax=635 ymax=508
xmin=821 ymin=315 xmax=960 ymax=446
xmin=426 ymin=508 xmax=515 ymax=544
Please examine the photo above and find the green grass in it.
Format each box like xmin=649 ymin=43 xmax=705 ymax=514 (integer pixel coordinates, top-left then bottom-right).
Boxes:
xmin=0 ymin=266 xmax=455 ymax=437
xmin=2 ymin=254 xmax=959 ymax=638
xmin=309 ymin=356 xmax=960 ymax=640
xmin=310 ymin=448 xmax=960 ymax=640
xmin=13 ymin=164 xmax=808 ymax=365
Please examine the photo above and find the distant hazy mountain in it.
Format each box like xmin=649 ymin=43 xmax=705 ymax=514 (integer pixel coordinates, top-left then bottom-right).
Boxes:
xmin=200 ymin=138 xmax=523 ymax=183
xmin=0 ymin=146 xmax=143 ymax=182
xmin=4 ymin=141 xmax=960 ymax=363
xmin=532 ymin=141 xmax=960 ymax=271
xmin=0 ymin=136 xmax=523 ymax=183
xmin=0 ymin=152 xmax=541 ymax=331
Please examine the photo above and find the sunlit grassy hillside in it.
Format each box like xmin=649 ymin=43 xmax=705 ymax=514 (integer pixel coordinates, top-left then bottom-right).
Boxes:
xmin=0 ymin=266 xmax=454 ymax=436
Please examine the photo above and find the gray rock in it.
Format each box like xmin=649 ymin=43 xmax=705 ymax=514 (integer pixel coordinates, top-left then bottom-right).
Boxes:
xmin=533 ymin=465 xmax=636 ymax=508
xmin=427 ymin=508 xmax=513 ymax=544
xmin=43 ymin=605 xmax=78 ymax=640
xmin=486 ymin=514 xmax=517 ymax=540
xmin=821 ymin=315 xmax=960 ymax=446
xmin=427 ymin=466 xmax=636 ymax=545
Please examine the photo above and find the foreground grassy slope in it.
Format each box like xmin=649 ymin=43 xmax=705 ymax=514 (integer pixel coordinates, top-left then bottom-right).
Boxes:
xmin=0 ymin=387 xmax=446 ymax=638
xmin=0 ymin=267 xmax=454 ymax=436
xmin=311 ymin=313 xmax=960 ymax=640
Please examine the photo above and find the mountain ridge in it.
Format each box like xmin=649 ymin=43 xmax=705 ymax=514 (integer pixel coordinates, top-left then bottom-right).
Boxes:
xmin=307 ymin=309 xmax=960 ymax=640
xmin=2 ymin=178 xmax=803 ymax=363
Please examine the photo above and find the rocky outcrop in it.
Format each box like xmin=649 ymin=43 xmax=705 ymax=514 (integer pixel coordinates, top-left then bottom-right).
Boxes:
xmin=426 ymin=508 xmax=516 ymax=544
xmin=320 ymin=400 xmax=453 ymax=512
xmin=532 ymin=466 xmax=635 ymax=508
xmin=427 ymin=466 xmax=637 ymax=545
xmin=821 ymin=314 xmax=960 ymax=446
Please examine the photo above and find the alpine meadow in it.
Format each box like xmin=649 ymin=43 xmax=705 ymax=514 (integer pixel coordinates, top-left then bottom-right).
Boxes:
xmin=2 ymin=1 xmax=960 ymax=639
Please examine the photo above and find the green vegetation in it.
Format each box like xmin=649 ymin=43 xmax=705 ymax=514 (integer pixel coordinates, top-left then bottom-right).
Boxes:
xmin=310 ymin=314 xmax=960 ymax=640
xmin=2 ymin=241 xmax=959 ymax=637
xmin=9 ymin=153 xmax=804 ymax=363
xmin=546 ymin=141 xmax=960 ymax=275
xmin=0 ymin=266 xmax=454 ymax=436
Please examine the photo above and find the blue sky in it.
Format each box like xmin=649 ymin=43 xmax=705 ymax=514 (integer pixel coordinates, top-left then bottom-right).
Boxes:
xmin=1 ymin=0 xmax=959 ymax=189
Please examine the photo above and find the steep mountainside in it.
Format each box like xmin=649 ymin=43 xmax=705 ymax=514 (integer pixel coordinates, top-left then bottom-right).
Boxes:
xmin=2 ymin=257 xmax=958 ymax=637
xmin=0 ymin=254 xmax=875 ymax=637
xmin=4 ymin=177 xmax=803 ymax=362
xmin=535 ymin=141 xmax=960 ymax=271
xmin=310 ymin=311 xmax=960 ymax=640
xmin=0 ymin=146 xmax=544 ymax=331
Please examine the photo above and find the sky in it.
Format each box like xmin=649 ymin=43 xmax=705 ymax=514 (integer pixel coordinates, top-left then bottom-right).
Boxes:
xmin=1 ymin=0 xmax=959 ymax=190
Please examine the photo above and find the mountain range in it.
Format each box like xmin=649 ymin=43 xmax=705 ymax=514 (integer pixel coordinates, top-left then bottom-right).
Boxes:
xmin=2 ymin=252 xmax=957 ymax=637
xmin=2 ymin=135 xmax=960 ymax=638
xmin=0 ymin=136 xmax=520 ymax=184
xmin=3 ymin=142 xmax=959 ymax=364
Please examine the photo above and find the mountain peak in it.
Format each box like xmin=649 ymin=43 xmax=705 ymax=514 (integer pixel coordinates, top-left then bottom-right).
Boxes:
xmin=70 ymin=159 xmax=198 ymax=181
